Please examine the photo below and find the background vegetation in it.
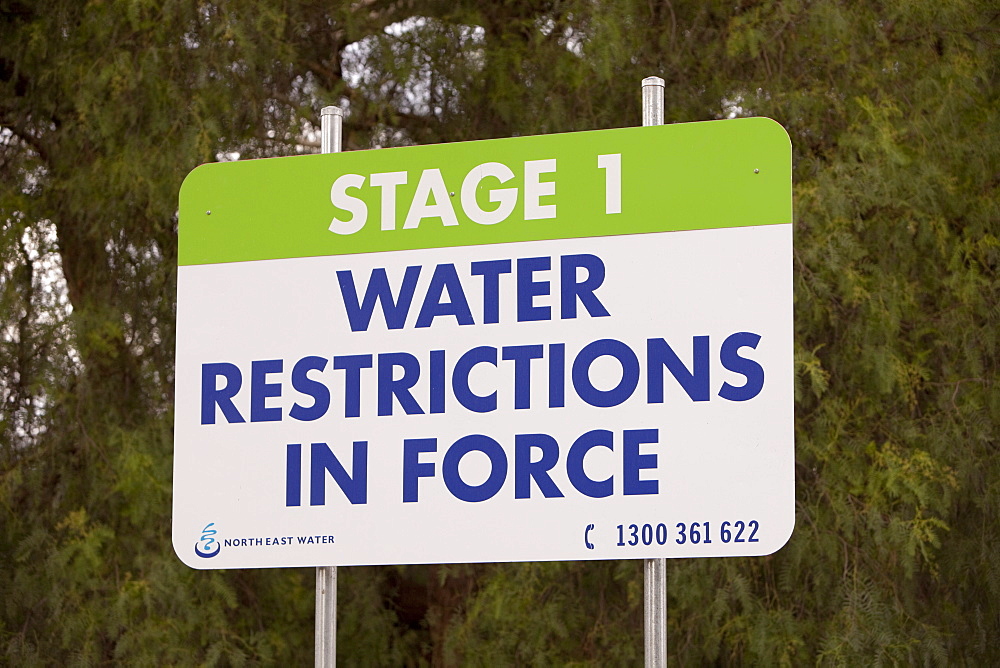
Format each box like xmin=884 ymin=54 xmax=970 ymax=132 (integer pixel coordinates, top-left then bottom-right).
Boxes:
xmin=2 ymin=0 xmax=997 ymax=664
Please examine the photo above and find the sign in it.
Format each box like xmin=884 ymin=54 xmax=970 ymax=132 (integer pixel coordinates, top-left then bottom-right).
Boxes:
xmin=173 ymin=117 xmax=794 ymax=569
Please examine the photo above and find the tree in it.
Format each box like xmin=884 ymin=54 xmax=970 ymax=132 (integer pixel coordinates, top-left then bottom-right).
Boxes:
xmin=2 ymin=0 xmax=997 ymax=664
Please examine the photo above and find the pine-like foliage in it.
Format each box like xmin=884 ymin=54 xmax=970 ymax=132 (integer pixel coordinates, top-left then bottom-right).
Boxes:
xmin=1 ymin=0 xmax=997 ymax=664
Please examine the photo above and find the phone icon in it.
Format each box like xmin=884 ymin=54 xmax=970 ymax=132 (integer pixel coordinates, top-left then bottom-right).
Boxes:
xmin=584 ymin=524 xmax=595 ymax=549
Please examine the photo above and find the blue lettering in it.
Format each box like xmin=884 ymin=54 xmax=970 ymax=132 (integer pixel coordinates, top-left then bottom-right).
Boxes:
xmin=333 ymin=354 xmax=373 ymax=418
xmin=452 ymin=346 xmax=497 ymax=413
xmin=289 ymin=356 xmax=330 ymax=421
xmin=560 ymin=254 xmax=610 ymax=319
xmin=250 ymin=359 xmax=282 ymax=422
xmin=501 ymin=344 xmax=544 ymax=409
xmin=548 ymin=343 xmax=565 ymax=408
xmin=514 ymin=433 xmax=564 ymax=499
xmin=470 ymin=259 xmax=511 ymax=324
xmin=567 ymin=429 xmax=613 ymax=498
xmin=377 ymin=352 xmax=423 ymax=416
xmin=286 ymin=443 xmax=302 ymax=506
xmin=201 ymin=362 xmax=245 ymax=424
xmin=442 ymin=434 xmax=507 ymax=502
xmin=719 ymin=332 xmax=765 ymax=401
xmin=646 ymin=336 xmax=710 ymax=402
xmin=309 ymin=441 xmax=368 ymax=505
xmin=402 ymin=438 xmax=437 ymax=502
xmin=415 ymin=263 xmax=474 ymax=328
xmin=516 ymin=256 xmax=551 ymax=322
xmin=429 ymin=349 xmax=446 ymax=414
xmin=337 ymin=266 xmax=421 ymax=331
xmin=622 ymin=429 xmax=658 ymax=495
xmin=572 ymin=339 xmax=640 ymax=408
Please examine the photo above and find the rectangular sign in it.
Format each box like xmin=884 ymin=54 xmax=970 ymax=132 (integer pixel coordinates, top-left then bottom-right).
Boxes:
xmin=173 ymin=117 xmax=794 ymax=568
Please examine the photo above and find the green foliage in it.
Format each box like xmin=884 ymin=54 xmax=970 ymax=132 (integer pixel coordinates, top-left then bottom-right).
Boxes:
xmin=2 ymin=0 xmax=998 ymax=664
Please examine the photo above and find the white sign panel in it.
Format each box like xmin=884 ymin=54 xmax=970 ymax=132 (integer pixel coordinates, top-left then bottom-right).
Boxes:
xmin=173 ymin=119 xmax=794 ymax=568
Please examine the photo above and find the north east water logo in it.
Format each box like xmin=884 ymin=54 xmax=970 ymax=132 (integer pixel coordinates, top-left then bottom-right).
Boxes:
xmin=194 ymin=522 xmax=221 ymax=558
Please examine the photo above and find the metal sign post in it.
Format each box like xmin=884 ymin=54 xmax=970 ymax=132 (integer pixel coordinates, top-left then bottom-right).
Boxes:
xmin=641 ymin=75 xmax=667 ymax=668
xmin=174 ymin=78 xmax=793 ymax=666
xmin=316 ymin=105 xmax=343 ymax=668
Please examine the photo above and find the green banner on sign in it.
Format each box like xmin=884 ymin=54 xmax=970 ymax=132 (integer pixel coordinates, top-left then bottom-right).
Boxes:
xmin=178 ymin=117 xmax=790 ymax=266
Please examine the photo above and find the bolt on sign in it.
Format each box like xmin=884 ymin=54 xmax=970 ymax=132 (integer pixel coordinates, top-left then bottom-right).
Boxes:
xmin=173 ymin=117 xmax=794 ymax=569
